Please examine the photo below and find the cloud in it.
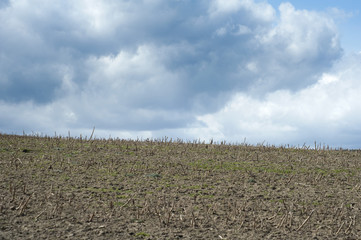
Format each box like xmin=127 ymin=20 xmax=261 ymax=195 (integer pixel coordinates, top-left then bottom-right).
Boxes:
xmin=0 ymin=0 xmax=9 ymax=8
xmin=0 ymin=0 xmax=355 ymax=147
xmin=252 ymin=2 xmax=342 ymax=92
xmin=195 ymin=53 xmax=361 ymax=148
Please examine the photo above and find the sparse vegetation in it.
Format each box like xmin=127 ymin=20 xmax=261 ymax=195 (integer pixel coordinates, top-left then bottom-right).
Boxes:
xmin=1 ymin=133 xmax=361 ymax=239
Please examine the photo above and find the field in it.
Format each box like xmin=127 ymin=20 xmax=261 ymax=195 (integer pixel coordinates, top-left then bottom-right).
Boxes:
xmin=1 ymin=133 xmax=361 ymax=239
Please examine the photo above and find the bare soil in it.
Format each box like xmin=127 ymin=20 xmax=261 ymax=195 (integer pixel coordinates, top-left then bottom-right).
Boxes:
xmin=1 ymin=134 xmax=361 ymax=239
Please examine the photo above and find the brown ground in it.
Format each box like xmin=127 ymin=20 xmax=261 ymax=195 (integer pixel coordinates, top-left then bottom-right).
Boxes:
xmin=1 ymin=134 xmax=361 ymax=239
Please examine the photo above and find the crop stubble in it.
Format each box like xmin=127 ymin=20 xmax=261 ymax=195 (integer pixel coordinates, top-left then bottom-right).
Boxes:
xmin=0 ymin=134 xmax=361 ymax=239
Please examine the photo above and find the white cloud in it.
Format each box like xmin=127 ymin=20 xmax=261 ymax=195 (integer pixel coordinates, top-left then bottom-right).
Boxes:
xmin=271 ymin=3 xmax=339 ymax=60
xmin=84 ymin=45 xmax=182 ymax=109
xmin=195 ymin=53 xmax=361 ymax=148
xmin=248 ymin=2 xmax=342 ymax=92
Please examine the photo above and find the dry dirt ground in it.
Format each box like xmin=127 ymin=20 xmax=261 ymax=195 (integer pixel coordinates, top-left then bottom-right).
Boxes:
xmin=1 ymin=134 xmax=361 ymax=239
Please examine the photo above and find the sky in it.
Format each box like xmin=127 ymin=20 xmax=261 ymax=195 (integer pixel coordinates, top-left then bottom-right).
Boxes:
xmin=1 ymin=0 xmax=361 ymax=149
